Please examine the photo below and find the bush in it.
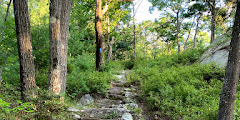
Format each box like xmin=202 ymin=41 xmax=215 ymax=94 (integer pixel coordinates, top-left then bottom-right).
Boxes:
xmin=128 ymin=63 xmax=227 ymax=119
xmin=67 ymin=71 xmax=113 ymax=99
xmin=133 ymin=48 xmax=204 ymax=71
xmin=0 ymin=83 xmax=71 ymax=119
xmin=127 ymin=48 xmax=240 ymax=119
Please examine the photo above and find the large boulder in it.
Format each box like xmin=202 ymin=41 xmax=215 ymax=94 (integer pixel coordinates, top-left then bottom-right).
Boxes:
xmin=200 ymin=31 xmax=231 ymax=68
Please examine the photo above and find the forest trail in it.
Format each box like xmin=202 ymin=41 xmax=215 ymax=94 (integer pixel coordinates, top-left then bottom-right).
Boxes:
xmin=68 ymin=70 xmax=156 ymax=120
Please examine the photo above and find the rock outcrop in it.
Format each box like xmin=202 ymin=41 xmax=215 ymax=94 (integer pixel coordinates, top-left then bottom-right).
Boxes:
xmin=200 ymin=31 xmax=231 ymax=68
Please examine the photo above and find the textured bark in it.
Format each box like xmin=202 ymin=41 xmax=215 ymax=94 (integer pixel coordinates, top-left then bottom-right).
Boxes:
xmin=13 ymin=0 xmax=36 ymax=101
xmin=49 ymin=0 xmax=62 ymax=95
xmin=95 ymin=0 xmax=103 ymax=71
xmin=49 ymin=0 xmax=71 ymax=95
xmin=60 ymin=0 xmax=71 ymax=95
xmin=218 ymin=1 xmax=240 ymax=119
xmin=108 ymin=36 xmax=114 ymax=61
xmin=176 ymin=10 xmax=180 ymax=53
xmin=210 ymin=0 xmax=216 ymax=43
xmin=193 ymin=15 xmax=201 ymax=48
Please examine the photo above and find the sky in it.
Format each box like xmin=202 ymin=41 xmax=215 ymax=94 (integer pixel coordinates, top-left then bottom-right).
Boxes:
xmin=133 ymin=0 xmax=161 ymax=23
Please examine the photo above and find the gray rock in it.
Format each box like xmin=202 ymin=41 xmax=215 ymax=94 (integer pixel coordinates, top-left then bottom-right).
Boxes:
xmin=79 ymin=94 xmax=94 ymax=106
xmin=200 ymin=31 xmax=231 ymax=68
xmin=79 ymin=108 xmax=130 ymax=118
xmin=72 ymin=114 xmax=81 ymax=120
xmin=121 ymin=113 xmax=133 ymax=120
xmin=201 ymin=49 xmax=229 ymax=67
xmin=68 ymin=107 xmax=80 ymax=112
xmin=125 ymin=92 xmax=133 ymax=98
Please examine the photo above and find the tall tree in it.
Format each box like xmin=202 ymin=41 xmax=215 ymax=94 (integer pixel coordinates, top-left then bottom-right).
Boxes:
xmin=49 ymin=0 xmax=71 ymax=96
xmin=218 ymin=1 xmax=240 ymax=119
xmin=13 ymin=0 xmax=36 ymax=101
xmin=60 ymin=0 xmax=71 ymax=96
xmin=95 ymin=0 xmax=111 ymax=71
xmin=49 ymin=0 xmax=62 ymax=95
xmin=149 ymin=0 xmax=184 ymax=53
xmin=207 ymin=0 xmax=216 ymax=43
xmin=132 ymin=0 xmax=136 ymax=59
xmin=0 ymin=0 xmax=12 ymax=84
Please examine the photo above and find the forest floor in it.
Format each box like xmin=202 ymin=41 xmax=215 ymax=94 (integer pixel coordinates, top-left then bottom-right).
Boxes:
xmin=68 ymin=70 xmax=160 ymax=120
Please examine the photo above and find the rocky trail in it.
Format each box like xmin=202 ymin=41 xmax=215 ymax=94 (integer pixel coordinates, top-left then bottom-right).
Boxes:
xmin=67 ymin=70 xmax=158 ymax=120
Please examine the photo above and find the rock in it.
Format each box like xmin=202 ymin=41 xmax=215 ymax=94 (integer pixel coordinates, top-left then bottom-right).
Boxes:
xmin=96 ymin=99 xmax=122 ymax=108
xmin=123 ymin=98 xmax=134 ymax=103
xmin=68 ymin=107 xmax=80 ymax=112
xmin=200 ymin=31 xmax=231 ymax=68
xmin=128 ymin=103 xmax=138 ymax=109
xmin=121 ymin=113 xmax=133 ymax=120
xmin=72 ymin=114 xmax=81 ymax=120
xmin=79 ymin=94 xmax=94 ymax=106
xmin=201 ymin=49 xmax=229 ymax=67
xmin=80 ymin=108 xmax=130 ymax=118
xmin=125 ymin=92 xmax=133 ymax=98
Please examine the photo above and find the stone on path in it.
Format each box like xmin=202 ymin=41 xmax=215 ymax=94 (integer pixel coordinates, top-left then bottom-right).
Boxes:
xmin=72 ymin=114 xmax=81 ymax=120
xmin=68 ymin=107 xmax=80 ymax=112
xmin=79 ymin=94 xmax=94 ymax=106
xmin=121 ymin=113 xmax=133 ymax=120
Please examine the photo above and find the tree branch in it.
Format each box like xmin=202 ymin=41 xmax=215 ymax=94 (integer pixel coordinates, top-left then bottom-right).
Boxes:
xmin=102 ymin=0 xmax=112 ymax=16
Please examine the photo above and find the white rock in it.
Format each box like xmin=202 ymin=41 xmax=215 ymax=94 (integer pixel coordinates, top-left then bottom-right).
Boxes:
xmin=72 ymin=114 xmax=81 ymax=119
xmin=68 ymin=107 xmax=80 ymax=112
xmin=121 ymin=113 xmax=133 ymax=120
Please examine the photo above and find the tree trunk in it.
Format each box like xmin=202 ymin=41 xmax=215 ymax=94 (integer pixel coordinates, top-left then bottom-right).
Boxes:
xmin=210 ymin=0 xmax=216 ymax=43
xmin=176 ymin=10 xmax=181 ymax=53
xmin=0 ymin=0 xmax=12 ymax=84
xmin=49 ymin=0 xmax=62 ymax=95
xmin=49 ymin=0 xmax=71 ymax=96
xmin=218 ymin=1 xmax=240 ymax=119
xmin=193 ymin=15 xmax=201 ymax=48
xmin=60 ymin=0 xmax=71 ymax=95
xmin=183 ymin=24 xmax=192 ymax=51
xmin=13 ymin=0 xmax=36 ymax=102
xmin=133 ymin=1 xmax=136 ymax=60
xmin=108 ymin=36 xmax=114 ymax=61
xmin=95 ymin=0 xmax=103 ymax=71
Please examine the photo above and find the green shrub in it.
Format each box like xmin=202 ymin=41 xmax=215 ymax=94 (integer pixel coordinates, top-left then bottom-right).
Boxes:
xmin=67 ymin=71 xmax=113 ymax=99
xmin=102 ymin=60 xmax=124 ymax=72
xmin=129 ymin=63 xmax=226 ymax=119
xmin=0 ymin=84 xmax=71 ymax=119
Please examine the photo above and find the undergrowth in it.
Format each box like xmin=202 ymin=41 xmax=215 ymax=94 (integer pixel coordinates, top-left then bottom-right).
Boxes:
xmin=127 ymin=48 xmax=240 ymax=119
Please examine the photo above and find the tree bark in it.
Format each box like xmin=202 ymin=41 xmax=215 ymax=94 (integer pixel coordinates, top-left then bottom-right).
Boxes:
xmin=13 ymin=0 xmax=36 ymax=102
xmin=176 ymin=10 xmax=181 ymax=53
xmin=60 ymin=0 xmax=71 ymax=95
xmin=49 ymin=0 xmax=71 ymax=96
xmin=108 ymin=36 xmax=114 ymax=61
xmin=49 ymin=0 xmax=62 ymax=95
xmin=210 ymin=0 xmax=216 ymax=43
xmin=95 ymin=0 xmax=103 ymax=71
xmin=218 ymin=1 xmax=240 ymax=119
xmin=193 ymin=15 xmax=201 ymax=48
